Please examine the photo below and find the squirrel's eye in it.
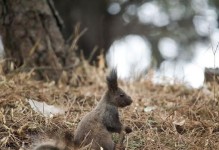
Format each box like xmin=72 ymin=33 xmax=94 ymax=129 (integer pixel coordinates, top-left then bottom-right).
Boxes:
xmin=120 ymin=94 xmax=124 ymax=97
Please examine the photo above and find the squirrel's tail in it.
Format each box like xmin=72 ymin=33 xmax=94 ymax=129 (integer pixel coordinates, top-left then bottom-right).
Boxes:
xmin=34 ymin=143 xmax=63 ymax=150
xmin=33 ymin=132 xmax=74 ymax=150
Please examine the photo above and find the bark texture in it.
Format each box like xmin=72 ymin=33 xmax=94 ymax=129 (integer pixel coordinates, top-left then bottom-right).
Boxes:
xmin=0 ymin=0 xmax=76 ymax=80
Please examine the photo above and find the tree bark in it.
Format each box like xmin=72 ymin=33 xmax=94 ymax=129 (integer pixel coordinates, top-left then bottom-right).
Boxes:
xmin=205 ymin=68 xmax=219 ymax=83
xmin=0 ymin=0 xmax=76 ymax=80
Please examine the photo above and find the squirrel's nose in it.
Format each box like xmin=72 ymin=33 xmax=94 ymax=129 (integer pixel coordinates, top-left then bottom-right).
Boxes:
xmin=128 ymin=97 xmax=133 ymax=104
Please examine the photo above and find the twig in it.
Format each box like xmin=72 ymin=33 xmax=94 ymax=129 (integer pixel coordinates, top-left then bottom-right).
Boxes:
xmin=69 ymin=25 xmax=87 ymax=52
xmin=47 ymin=0 xmax=64 ymax=30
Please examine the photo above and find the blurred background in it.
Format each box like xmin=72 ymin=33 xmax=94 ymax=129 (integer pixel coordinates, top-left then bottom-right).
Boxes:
xmin=0 ymin=0 xmax=219 ymax=88
xmin=53 ymin=0 xmax=219 ymax=88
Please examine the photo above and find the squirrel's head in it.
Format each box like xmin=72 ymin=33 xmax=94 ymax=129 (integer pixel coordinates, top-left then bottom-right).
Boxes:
xmin=106 ymin=69 xmax=132 ymax=107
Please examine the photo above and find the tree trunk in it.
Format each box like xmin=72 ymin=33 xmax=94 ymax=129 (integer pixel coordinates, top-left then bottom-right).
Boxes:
xmin=0 ymin=0 xmax=77 ymax=80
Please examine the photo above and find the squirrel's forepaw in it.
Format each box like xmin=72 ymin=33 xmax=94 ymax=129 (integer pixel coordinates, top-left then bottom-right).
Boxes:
xmin=124 ymin=126 xmax=132 ymax=134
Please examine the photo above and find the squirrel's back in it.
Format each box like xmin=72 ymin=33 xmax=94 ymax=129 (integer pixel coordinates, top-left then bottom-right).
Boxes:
xmin=73 ymin=107 xmax=107 ymax=147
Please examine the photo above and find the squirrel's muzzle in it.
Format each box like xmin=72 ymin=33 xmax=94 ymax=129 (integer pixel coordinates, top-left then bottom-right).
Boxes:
xmin=120 ymin=96 xmax=132 ymax=107
xmin=126 ymin=96 xmax=133 ymax=105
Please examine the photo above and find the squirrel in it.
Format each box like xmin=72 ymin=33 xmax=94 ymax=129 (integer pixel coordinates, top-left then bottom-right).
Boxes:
xmin=73 ymin=69 xmax=133 ymax=150
xmin=33 ymin=69 xmax=132 ymax=150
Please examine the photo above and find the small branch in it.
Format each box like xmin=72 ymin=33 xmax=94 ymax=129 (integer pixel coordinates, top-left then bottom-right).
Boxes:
xmin=47 ymin=0 xmax=64 ymax=31
xmin=46 ymin=36 xmax=62 ymax=70
xmin=69 ymin=25 xmax=87 ymax=52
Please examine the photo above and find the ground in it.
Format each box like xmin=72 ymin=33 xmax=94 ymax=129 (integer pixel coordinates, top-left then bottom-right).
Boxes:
xmin=0 ymin=62 xmax=219 ymax=150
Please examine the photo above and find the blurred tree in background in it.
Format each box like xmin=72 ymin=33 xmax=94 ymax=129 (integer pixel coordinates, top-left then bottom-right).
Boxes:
xmin=0 ymin=0 xmax=78 ymax=80
xmin=53 ymin=0 xmax=218 ymax=66
xmin=0 ymin=0 xmax=218 ymax=80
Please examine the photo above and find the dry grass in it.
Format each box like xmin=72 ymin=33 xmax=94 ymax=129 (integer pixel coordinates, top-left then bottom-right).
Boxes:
xmin=0 ymin=60 xmax=219 ymax=150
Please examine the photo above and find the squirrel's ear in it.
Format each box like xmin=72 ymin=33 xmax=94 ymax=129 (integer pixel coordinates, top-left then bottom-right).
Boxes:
xmin=106 ymin=69 xmax=118 ymax=91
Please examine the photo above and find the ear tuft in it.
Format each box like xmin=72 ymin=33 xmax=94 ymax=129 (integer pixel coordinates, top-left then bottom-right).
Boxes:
xmin=106 ymin=69 xmax=118 ymax=91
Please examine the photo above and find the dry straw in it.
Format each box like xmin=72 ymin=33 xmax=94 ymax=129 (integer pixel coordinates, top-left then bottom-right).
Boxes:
xmin=0 ymin=56 xmax=219 ymax=149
